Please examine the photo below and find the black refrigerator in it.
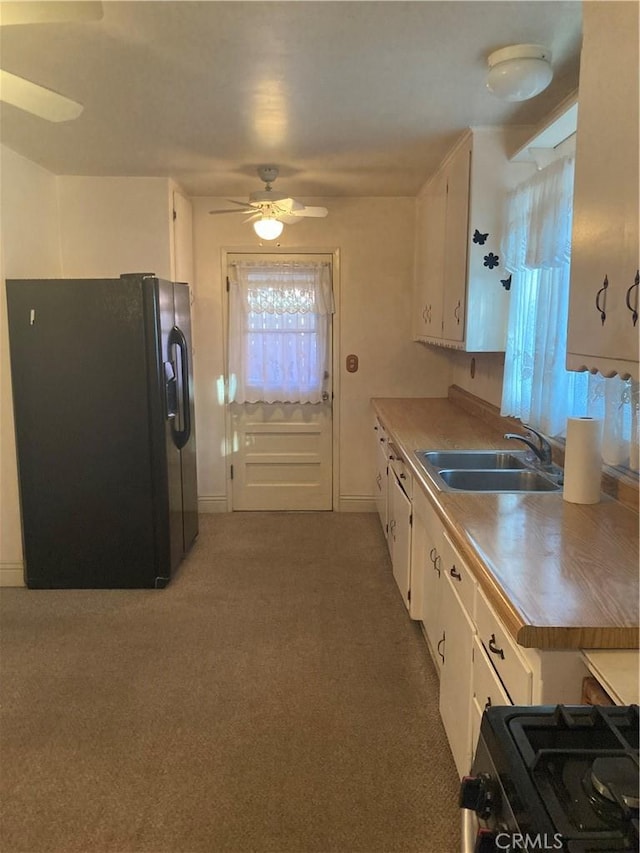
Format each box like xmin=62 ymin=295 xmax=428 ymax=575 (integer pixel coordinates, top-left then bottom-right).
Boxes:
xmin=6 ymin=273 xmax=198 ymax=588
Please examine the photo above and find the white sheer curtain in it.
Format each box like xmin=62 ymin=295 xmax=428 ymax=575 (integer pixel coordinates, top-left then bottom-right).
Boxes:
xmin=228 ymin=260 xmax=334 ymax=404
xmin=501 ymin=157 xmax=638 ymax=470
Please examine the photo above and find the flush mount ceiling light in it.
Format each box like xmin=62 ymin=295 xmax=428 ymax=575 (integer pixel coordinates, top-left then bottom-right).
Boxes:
xmin=486 ymin=44 xmax=553 ymax=102
xmin=253 ymin=216 xmax=284 ymax=240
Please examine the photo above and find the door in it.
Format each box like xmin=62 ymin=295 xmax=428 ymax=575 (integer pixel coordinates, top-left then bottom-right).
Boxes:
xmin=389 ymin=466 xmax=412 ymax=609
xmin=227 ymin=255 xmax=334 ymax=510
xmin=7 ymin=277 xmax=158 ymax=588
xmin=439 ymin=570 xmax=475 ymax=777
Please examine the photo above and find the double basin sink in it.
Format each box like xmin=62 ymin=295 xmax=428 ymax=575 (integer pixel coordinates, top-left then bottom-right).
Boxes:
xmin=414 ymin=449 xmax=563 ymax=493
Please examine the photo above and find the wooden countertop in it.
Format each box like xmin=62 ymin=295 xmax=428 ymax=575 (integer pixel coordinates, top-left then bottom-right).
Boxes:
xmin=372 ymin=395 xmax=639 ymax=651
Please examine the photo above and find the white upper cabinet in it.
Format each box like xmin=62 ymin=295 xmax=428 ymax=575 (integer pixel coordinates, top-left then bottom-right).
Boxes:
xmin=413 ymin=128 xmax=534 ymax=352
xmin=566 ymin=1 xmax=639 ymax=380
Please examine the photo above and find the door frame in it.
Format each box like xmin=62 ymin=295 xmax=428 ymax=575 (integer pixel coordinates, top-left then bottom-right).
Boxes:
xmin=220 ymin=246 xmax=341 ymax=512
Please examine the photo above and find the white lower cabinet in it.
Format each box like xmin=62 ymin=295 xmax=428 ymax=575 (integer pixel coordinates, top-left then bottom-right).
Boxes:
xmin=373 ymin=418 xmax=389 ymax=538
xmin=470 ymin=635 xmax=511 ymax=758
xmin=373 ymin=417 xmax=388 ymax=540
xmin=388 ymin=457 xmax=412 ymax=610
xmin=413 ymin=487 xmax=444 ymax=668
xmin=439 ymin=532 xmax=477 ymax=778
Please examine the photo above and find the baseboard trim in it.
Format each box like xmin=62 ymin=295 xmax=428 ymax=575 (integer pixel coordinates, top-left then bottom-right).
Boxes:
xmin=0 ymin=563 xmax=25 ymax=587
xmin=198 ymin=496 xmax=229 ymax=514
xmin=338 ymin=496 xmax=376 ymax=513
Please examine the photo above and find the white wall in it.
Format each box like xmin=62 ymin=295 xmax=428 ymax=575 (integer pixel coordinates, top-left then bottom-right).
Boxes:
xmin=0 ymin=146 xmax=62 ymax=582
xmin=58 ymin=176 xmax=174 ymax=279
xmin=192 ymin=196 xmax=452 ymax=509
xmin=1 ymin=165 xmax=183 ymax=585
xmin=448 ymin=350 xmax=506 ymax=409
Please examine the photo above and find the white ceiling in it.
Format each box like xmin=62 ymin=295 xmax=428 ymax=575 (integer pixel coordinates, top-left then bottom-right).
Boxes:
xmin=0 ymin=1 xmax=583 ymax=198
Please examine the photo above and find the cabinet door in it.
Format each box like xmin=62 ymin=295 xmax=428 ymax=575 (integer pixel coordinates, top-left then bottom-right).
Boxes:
xmin=414 ymin=176 xmax=446 ymax=340
xmin=389 ymin=470 xmax=412 ymax=610
xmin=470 ymin=635 xmax=511 ymax=757
xmin=442 ymin=139 xmax=472 ymax=342
xmin=439 ymin=571 xmax=475 ymax=778
xmin=374 ymin=426 xmax=389 ymax=541
xmin=416 ymin=494 xmax=444 ymax=670
xmin=567 ymin=1 xmax=639 ymax=377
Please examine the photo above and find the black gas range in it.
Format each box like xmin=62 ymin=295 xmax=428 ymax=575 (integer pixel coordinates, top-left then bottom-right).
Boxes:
xmin=460 ymin=704 xmax=639 ymax=853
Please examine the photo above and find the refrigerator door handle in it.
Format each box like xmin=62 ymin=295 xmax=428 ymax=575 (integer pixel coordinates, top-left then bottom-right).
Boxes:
xmin=167 ymin=325 xmax=191 ymax=449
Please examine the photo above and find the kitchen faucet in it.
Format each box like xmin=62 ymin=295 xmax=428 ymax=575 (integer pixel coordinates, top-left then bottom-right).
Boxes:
xmin=504 ymin=425 xmax=554 ymax=467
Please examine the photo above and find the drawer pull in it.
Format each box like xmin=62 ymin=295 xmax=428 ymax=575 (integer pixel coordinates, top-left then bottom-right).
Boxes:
xmin=437 ymin=634 xmax=445 ymax=663
xmin=433 ymin=554 xmax=441 ymax=576
xmin=400 ymin=472 xmax=406 ymax=480
xmin=625 ymin=270 xmax=639 ymax=326
xmin=450 ymin=566 xmax=462 ymax=581
xmin=595 ymin=275 xmax=608 ymax=325
xmin=488 ymin=634 xmax=505 ymax=660
xmin=429 ymin=547 xmax=437 ymax=562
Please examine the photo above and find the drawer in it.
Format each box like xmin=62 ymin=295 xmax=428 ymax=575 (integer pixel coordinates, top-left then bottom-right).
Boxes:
xmin=441 ymin=531 xmax=476 ymax=621
xmin=389 ymin=446 xmax=413 ymax=499
xmin=475 ymin=587 xmax=532 ymax=705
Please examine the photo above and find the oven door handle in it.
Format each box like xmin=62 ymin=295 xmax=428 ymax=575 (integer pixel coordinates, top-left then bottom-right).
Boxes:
xmin=461 ymin=808 xmax=478 ymax=853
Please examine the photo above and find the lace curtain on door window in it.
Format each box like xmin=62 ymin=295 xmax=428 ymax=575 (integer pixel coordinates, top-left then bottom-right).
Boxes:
xmin=228 ymin=260 xmax=334 ymax=404
xmin=500 ymin=156 xmax=638 ymax=470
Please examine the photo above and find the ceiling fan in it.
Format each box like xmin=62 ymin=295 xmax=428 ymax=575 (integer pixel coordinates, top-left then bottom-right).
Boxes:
xmin=209 ymin=166 xmax=328 ymax=240
xmin=0 ymin=1 xmax=103 ymax=122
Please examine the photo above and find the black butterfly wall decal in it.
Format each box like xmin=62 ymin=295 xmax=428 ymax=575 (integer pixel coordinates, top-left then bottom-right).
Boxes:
xmin=473 ymin=230 xmax=489 ymax=245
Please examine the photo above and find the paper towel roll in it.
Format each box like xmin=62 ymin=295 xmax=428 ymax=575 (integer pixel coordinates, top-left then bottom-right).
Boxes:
xmin=563 ymin=417 xmax=603 ymax=504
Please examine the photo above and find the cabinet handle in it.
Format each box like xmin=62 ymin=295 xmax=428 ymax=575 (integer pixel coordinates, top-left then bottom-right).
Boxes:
xmin=437 ymin=634 xmax=445 ymax=663
xmin=484 ymin=696 xmax=492 ymax=711
xmin=433 ymin=554 xmax=441 ymax=576
xmin=379 ymin=437 xmax=386 ymax=443
xmin=488 ymin=634 xmax=505 ymax=660
xmin=454 ymin=300 xmax=461 ymax=324
xmin=376 ymin=473 xmax=382 ymax=489
xmin=426 ymin=304 xmax=432 ymax=323
xmin=625 ymin=270 xmax=639 ymax=327
xmin=429 ymin=547 xmax=437 ymax=562
xmin=450 ymin=566 xmax=462 ymax=581
xmin=399 ymin=472 xmax=406 ymax=480
xmin=595 ymin=275 xmax=608 ymax=326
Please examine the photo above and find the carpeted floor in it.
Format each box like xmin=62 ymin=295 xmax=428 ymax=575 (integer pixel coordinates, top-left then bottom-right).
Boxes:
xmin=0 ymin=512 xmax=461 ymax=853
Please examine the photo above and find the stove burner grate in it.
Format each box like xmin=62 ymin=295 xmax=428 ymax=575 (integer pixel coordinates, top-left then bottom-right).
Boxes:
xmin=590 ymin=756 xmax=640 ymax=811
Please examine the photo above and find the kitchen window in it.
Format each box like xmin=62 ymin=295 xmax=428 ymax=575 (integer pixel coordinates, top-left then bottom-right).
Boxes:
xmin=500 ymin=156 xmax=638 ymax=471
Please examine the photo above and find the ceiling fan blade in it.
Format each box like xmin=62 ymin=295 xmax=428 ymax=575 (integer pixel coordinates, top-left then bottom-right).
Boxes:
xmin=209 ymin=208 xmax=247 ymax=215
xmin=243 ymin=213 xmax=262 ymax=223
xmin=0 ymin=1 xmax=103 ymax=25
xmin=293 ymin=206 xmax=329 ymax=218
xmin=225 ymin=199 xmax=254 ymax=209
xmin=0 ymin=70 xmax=83 ymax=121
xmin=277 ymin=214 xmax=303 ymax=225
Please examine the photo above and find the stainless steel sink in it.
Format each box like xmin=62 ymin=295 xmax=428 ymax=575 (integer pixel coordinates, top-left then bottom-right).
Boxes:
xmin=417 ymin=450 xmax=529 ymax=470
xmin=437 ymin=468 xmax=561 ymax=493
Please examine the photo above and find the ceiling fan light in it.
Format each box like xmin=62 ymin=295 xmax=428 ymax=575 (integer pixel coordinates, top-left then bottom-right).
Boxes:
xmin=486 ymin=44 xmax=553 ymax=102
xmin=253 ymin=217 xmax=284 ymax=240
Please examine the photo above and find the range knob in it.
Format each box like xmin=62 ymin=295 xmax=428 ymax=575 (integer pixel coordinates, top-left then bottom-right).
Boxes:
xmin=474 ymin=828 xmax=498 ymax=853
xmin=459 ymin=773 xmax=494 ymax=819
